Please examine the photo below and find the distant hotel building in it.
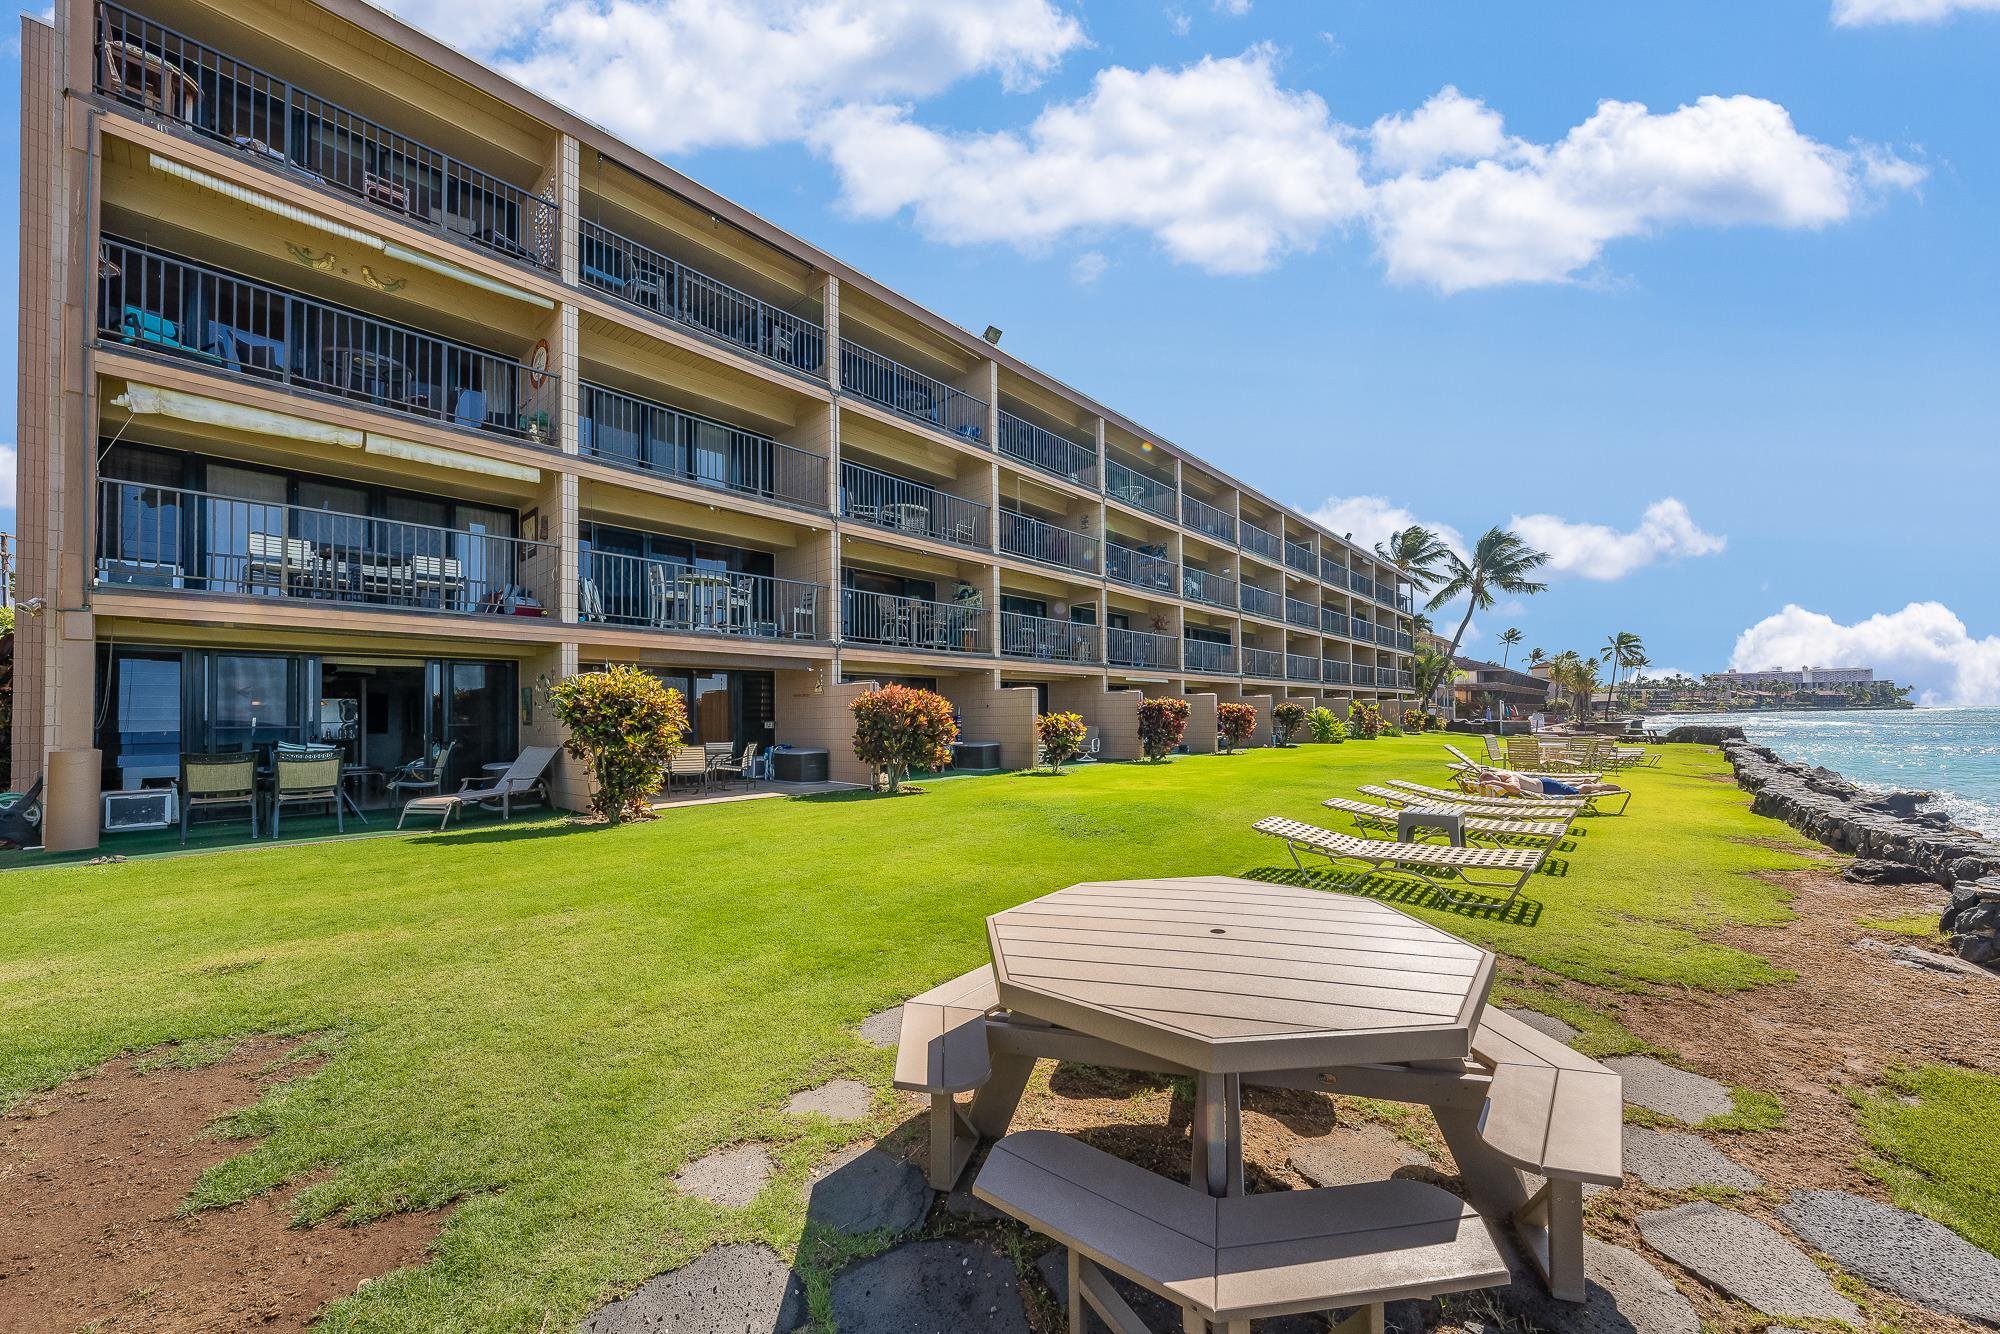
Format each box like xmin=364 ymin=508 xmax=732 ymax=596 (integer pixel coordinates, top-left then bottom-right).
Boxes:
xmin=1704 ymin=667 xmax=1875 ymax=688
xmin=12 ymin=0 xmax=1413 ymax=848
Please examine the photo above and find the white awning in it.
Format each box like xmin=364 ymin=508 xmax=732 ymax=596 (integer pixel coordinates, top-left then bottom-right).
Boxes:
xmin=363 ymin=433 xmax=541 ymax=482
xmin=111 ymin=383 xmax=364 ymax=448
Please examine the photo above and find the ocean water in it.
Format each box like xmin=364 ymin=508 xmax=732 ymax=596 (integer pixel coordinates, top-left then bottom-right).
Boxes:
xmin=1647 ymin=708 xmax=2000 ymax=837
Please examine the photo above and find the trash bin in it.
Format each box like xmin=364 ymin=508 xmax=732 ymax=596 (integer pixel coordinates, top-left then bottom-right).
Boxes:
xmin=952 ymin=741 xmax=1002 ymax=770
xmin=771 ymin=747 xmax=829 ymax=783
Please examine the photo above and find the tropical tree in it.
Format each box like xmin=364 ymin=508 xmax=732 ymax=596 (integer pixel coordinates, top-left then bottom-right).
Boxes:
xmin=1411 ymin=612 xmax=1434 ymax=637
xmin=1498 ymin=627 xmax=1523 ymax=669
xmin=1374 ymin=526 xmax=1453 ymax=594
xmin=549 ymin=666 xmax=688 ymax=824
xmin=1545 ymin=650 xmax=1582 ymax=715
xmin=1426 ymin=528 xmax=1552 ymax=688
xmin=853 ymin=685 xmax=959 ymax=792
xmin=1409 ymin=645 xmax=1455 ymax=710
xmin=1599 ymin=631 xmax=1645 ymax=717
xmin=1527 ymin=647 xmax=1547 ymax=668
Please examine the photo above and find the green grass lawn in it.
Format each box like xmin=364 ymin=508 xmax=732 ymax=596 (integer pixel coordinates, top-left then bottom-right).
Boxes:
xmin=0 ymin=738 xmax=1823 ymax=1329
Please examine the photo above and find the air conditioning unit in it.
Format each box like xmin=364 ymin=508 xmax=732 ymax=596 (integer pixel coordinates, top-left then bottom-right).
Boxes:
xmin=103 ymin=788 xmax=176 ymax=833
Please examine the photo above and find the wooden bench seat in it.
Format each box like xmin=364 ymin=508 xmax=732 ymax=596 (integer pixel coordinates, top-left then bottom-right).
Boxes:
xmin=892 ymin=966 xmax=1000 ymax=1188
xmin=975 ymin=1130 xmax=1509 ymax=1333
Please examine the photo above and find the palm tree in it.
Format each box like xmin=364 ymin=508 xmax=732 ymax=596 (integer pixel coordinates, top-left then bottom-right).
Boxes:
xmin=1568 ymin=654 xmax=1603 ymax=719
xmin=1498 ymin=627 xmax=1523 ymax=669
xmin=1375 ymin=526 xmax=1453 ymax=594
xmin=1528 ymin=647 xmax=1547 ymax=669
xmin=1411 ymin=612 xmax=1434 ymax=637
xmin=1546 ymin=649 xmax=1583 ymax=716
xmin=1409 ymin=645 xmax=1454 ymax=711
xmin=1426 ymin=527 xmax=1552 ymax=669
xmin=1599 ymin=631 xmax=1644 ymax=717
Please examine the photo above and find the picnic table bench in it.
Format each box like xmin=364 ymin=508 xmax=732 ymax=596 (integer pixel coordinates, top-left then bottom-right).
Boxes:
xmin=891 ymin=966 xmax=1003 ymax=1190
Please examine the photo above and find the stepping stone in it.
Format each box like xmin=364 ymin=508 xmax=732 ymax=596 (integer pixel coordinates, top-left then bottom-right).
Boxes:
xmin=672 ymin=1143 xmax=774 ymax=1209
xmin=943 ymin=1179 xmax=1003 ymax=1221
xmin=1778 ymin=1189 xmax=2000 ymax=1325
xmin=1502 ymin=1007 xmax=1579 ymax=1042
xmin=1605 ymin=1056 xmax=1736 ymax=1123
xmin=1622 ymin=1126 xmax=1762 ymax=1192
xmin=581 ymin=1242 xmax=805 ymax=1332
xmin=785 ymin=1078 xmax=871 ymax=1120
xmin=1036 ymin=1248 xmax=1327 ymax=1333
xmin=857 ymin=1005 xmax=902 ymax=1048
xmin=1637 ymin=1202 xmax=1860 ymax=1324
xmin=1289 ymin=1120 xmax=1427 ymax=1187
xmin=805 ymin=1142 xmax=929 ymax=1236
xmin=831 ymin=1238 xmax=1029 ymax=1334
xmin=1485 ymin=1236 xmax=1701 ymax=1334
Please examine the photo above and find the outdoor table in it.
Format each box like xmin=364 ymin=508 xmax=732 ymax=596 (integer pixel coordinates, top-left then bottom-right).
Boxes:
xmin=1397 ymin=807 xmax=1464 ymax=846
xmin=881 ymin=502 xmax=930 ymax=534
xmin=982 ymin=876 xmax=1495 ymax=1198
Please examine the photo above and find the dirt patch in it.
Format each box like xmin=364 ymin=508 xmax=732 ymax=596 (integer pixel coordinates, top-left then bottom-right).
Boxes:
xmin=0 ymin=1036 xmax=447 ymax=1332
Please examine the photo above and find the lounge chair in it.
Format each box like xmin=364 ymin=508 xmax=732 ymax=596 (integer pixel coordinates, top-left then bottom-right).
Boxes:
xmin=0 ymin=776 xmax=44 ymax=848
xmin=1253 ymin=816 xmax=1547 ymax=911
xmin=1359 ymin=783 xmax=1587 ymax=823
xmin=455 ymin=745 xmax=559 ymax=818
xmin=1446 ymin=743 xmax=1601 ymax=784
xmin=1384 ymin=779 xmax=1596 ymax=817
xmin=270 ymin=746 xmax=344 ymax=837
xmin=179 ymin=752 xmax=258 ymax=843
xmin=1320 ymin=795 xmax=1570 ymax=847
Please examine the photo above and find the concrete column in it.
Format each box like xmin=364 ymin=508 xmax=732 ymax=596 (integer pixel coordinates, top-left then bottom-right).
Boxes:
xmin=822 ymin=275 xmax=842 ymax=390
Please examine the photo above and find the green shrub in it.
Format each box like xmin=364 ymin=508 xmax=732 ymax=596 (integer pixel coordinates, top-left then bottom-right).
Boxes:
xmin=1217 ymin=702 xmax=1259 ymax=753
xmin=852 ymin=685 xmax=959 ymax=793
xmin=1137 ymin=697 xmax=1191 ymax=762
xmin=1347 ymin=700 xmax=1383 ymax=740
xmin=1306 ymin=707 xmax=1346 ymax=743
xmin=550 ymin=665 xmax=689 ymax=823
xmin=1272 ymin=702 xmax=1309 ymax=747
xmin=1036 ymin=711 xmax=1089 ymax=772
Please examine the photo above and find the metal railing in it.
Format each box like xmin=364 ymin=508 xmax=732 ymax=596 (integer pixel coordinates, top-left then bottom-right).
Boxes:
xmin=999 ymin=510 xmax=1096 ymax=573
xmin=1321 ymin=608 xmax=1349 ymax=637
xmin=578 ymin=220 xmax=825 ymax=377
xmin=96 ymin=478 xmax=553 ymax=615
xmin=1350 ymin=620 xmax=1373 ymax=646
xmin=1323 ymin=660 xmax=1352 ymax=685
xmin=1396 ymin=632 xmax=1414 ymax=652
xmin=96 ymin=4 xmax=556 ymax=270
xmin=840 ymin=461 xmax=988 ymax=549
xmin=1243 ymin=646 xmax=1284 ymax=679
xmin=997 ymin=410 xmax=1095 ymax=486
xmin=1397 ymin=593 xmax=1414 ymax=613
xmin=1320 ymin=555 xmax=1344 ymax=584
xmin=1106 ymin=541 xmax=1175 ymax=593
xmin=581 ymin=551 xmax=821 ymax=640
xmin=1348 ymin=570 xmax=1372 ymax=595
xmin=99 ymin=239 xmax=559 ymax=443
xmin=1284 ymin=539 xmax=1316 ymax=574
xmin=1104 ymin=458 xmax=1175 ymax=519
xmin=1284 ymin=596 xmax=1318 ymax=629
xmin=1000 ymin=611 xmax=1099 ymax=663
xmin=840 ymin=340 xmax=985 ymax=442
xmin=1180 ymin=567 xmax=1236 ymax=609
xmin=1376 ymin=624 xmax=1396 ymax=647
xmin=1181 ymin=494 xmax=1235 ymax=544
xmin=1240 ymin=584 xmax=1282 ymax=620
xmin=1353 ymin=665 xmax=1377 ymax=687
xmin=842 ymin=588 xmax=988 ymax=654
xmin=1107 ymin=626 xmax=1174 ymax=671
xmin=1286 ymin=653 xmax=1320 ymax=682
xmin=1240 ymin=520 xmax=1281 ymax=562
xmin=580 ymin=381 xmax=825 ymax=509
xmin=1182 ymin=638 xmax=1236 ymax=675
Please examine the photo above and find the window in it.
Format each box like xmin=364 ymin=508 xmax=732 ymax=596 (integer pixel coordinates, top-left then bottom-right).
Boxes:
xmin=96 ymin=648 xmax=183 ymax=789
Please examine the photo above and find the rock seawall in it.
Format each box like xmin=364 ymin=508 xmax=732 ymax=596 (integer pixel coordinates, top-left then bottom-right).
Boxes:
xmin=1663 ymin=725 xmax=1747 ymax=747
xmin=1722 ymin=740 xmax=1998 ymax=968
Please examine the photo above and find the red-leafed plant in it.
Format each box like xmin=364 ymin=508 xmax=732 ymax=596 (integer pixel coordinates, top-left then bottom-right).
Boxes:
xmin=852 ymin=684 xmax=958 ymax=793
xmin=1217 ymin=702 xmax=1259 ymax=753
xmin=1137 ymin=696 xmax=1191 ymax=762
xmin=549 ymin=665 xmax=688 ymax=823
xmin=1036 ymin=711 xmax=1089 ymax=772
xmin=1272 ymin=701 xmax=1309 ymax=747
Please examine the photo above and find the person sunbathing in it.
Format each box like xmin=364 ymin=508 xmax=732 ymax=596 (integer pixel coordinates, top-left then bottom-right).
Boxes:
xmin=1470 ymin=767 xmax=1625 ymax=798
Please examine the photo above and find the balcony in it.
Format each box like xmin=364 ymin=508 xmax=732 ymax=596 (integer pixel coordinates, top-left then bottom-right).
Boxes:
xmin=1350 ymin=619 xmax=1373 ymax=645
xmin=1243 ymin=646 xmax=1284 ymax=679
xmin=96 ymin=478 xmax=555 ymax=616
xmin=1321 ymin=608 xmax=1349 ymax=637
xmin=1181 ymin=494 xmax=1235 ymax=544
xmin=1107 ymin=626 xmax=1175 ymax=671
xmin=1106 ymin=541 xmax=1175 ymax=594
xmin=840 ymin=461 xmax=988 ymax=550
xmin=840 ymin=340 xmax=985 ymax=442
xmin=579 ymin=221 xmax=825 ymax=377
xmin=1323 ymin=660 xmax=1351 ymax=685
xmin=100 ymin=239 xmax=558 ymax=443
xmin=96 ymin=4 xmax=556 ymax=271
xmin=1284 ymin=539 xmax=1316 ymax=575
xmin=999 ymin=510 xmax=1096 ymax=574
xmin=843 ymin=588 xmax=988 ymax=654
xmin=1286 ymin=653 xmax=1320 ymax=682
xmin=1104 ymin=459 xmax=1175 ymax=519
xmin=580 ymin=381 xmax=826 ymax=509
xmin=1180 ymin=567 xmax=1236 ymax=609
xmin=1376 ymin=624 xmax=1396 ymax=647
xmin=997 ymin=410 xmax=1096 ymax=487
xmin=1240 ymin=520 xmax=1280 ymax=562
xmin=1284 ymin=596 xmax=1318 ymax=630
xmin=1240 ymin=585 xmax=1281 ymax=620
xmin=1354 ymin=665 xmax=1377 ymax=687
xmin=580 ymin=551 xmax=822 ymax=641
xmin=1319 ymin=555 xmax=1344 ymax=584
xmin=1348 ymin=570 xmax=1372 ymax=595
xmin=1183 ymin=639 xmax=1236 ymax=675
xmin=1396 ymin=632 xmax=1414 ymax=652
xmin=1001 ymin=611 xmax=1099 ymax=664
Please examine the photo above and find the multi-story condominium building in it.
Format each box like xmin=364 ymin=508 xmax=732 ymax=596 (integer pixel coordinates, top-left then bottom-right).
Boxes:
xmin=12 ymin=0 xmax=1413 ymax=849
xmin=1704 ymin=667 xmax=1874 ymax=688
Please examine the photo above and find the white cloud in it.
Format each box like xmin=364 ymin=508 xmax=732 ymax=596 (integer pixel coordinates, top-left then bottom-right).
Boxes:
xmin=0 ymin=443 xmax=15 ymax=509
xmin=1071 ymin=250 xmax=1108 ymax=284
xmin=1831 ymin=0 xmax=2000 ymax=24
xmin=1731 ymin=603 xmax=2000 ymax=706
xmin=1305 ymin=494 xmax=1464 ymax=558
xmin=1368 ymin=86 xmax=1508 ymax=175
xmin=1213 ymin=0 xmax=1251 ymax=14
xmin=1166 ymin=8 xmax=1190 ymax=36
xmin=1509 ymin=498 xmax=1726 ymax=581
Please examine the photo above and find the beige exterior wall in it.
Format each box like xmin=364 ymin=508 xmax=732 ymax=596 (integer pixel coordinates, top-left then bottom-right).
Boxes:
xmin=1181 ymin=692 xmax=1218 ymax=755
xmin=937 ymin=674 xmax=1038 ymax=772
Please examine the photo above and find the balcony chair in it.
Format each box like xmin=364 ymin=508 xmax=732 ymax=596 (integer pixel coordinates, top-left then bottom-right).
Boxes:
xmin=708 ymin=742 xmax=762 ymax=789
xmin=178 ymin=752 xmax=258 ymax=844
xmin=665 ymin=747 xmax=710 ymax=794
xmin=790 ymin=587 xmax=817 ymax=639
xmin=388 ymin=740 xmax=458 ymax=803
xmin=0 ymin=776 xmax=45 ymax=849
xmin=270 ymin=746 xmax=345 ymax=837
xmin=450 ymin=388 xmax=487 ymax=430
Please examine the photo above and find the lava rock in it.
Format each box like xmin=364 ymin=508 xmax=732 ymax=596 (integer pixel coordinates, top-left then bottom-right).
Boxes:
xmin=1778 ymin=1190 xmax=2000 ymax=1325
xmin=1844 ymin=859 xmax=1936 ymax=886
xmin=582 ymin=1243 xmax=806 ymax=1333
xmin=1949 ymin=855 xmax=1990 ymax=884
xmin=831 ymin=1239 xmax=1029 ymax=1334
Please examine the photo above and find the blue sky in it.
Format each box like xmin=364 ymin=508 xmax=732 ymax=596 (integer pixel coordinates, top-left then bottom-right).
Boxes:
xmin=5 ymin=0 xmax=1997 ymax=699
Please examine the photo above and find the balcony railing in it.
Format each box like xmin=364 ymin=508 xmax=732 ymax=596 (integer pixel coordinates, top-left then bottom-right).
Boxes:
xmin=1284 ymin=539 xmax=1316 ymax=574
xmin=1107 ymin=626 xmax=1174 ymax=671
xmin=997 ymin=410 xmax=1095 ymax=486
xmin=1180 ymin=567 xmax=1236 ymax=609
xmin=1321 ymin=608 xmax=1349 ymax=637
xmin=1104 ymin=459 xmax=1175 ymax=519
xmin=1106 ymin=541 xmax=1175 ymax=593
xmin=1354 ymin=665 xmax=1377 ymax=687
xmin=840 ymin=462 xmax=988 ymax=550
xmin=1350 ymin=620 xmax=1373 ymax=646
xmin=1183 ymin=639 xmax=1236 ymax=675
xmin=1240 ymin=585 xmax=1282 ymax=620
xmin=1240 ymin=520 xmax=1280 ymax=562
xmin=99 ymin=239 xmax=559 ymax=443
xmin=1397 ymin=593 xmax=1414 ymax=613
xmin=581 ymin=551 xmax=821 ymax=640
xmin=580 ymin=381 xmax=825 ymax=509
xmin=1348 ymin=570 xmax=1372 ymax=595
xmin=999 ymin=510 xmax=1096 ymax=574
xmin=1284 ymin=596 xmax=1318 ymax=630
xmin=1286 ymin=653 xmax=1320 ymax=682
xmin=1396 ymin=632 xmax=1414 ymax=652
xmin=96 ymin=4 xmax=556 ymax=270
xmin=1001 ymin=611 xmax=1099 ymax=663
xmin=840 ymin=341 xmax=985 ymax=442
xmin=1376 ymin=624 xmax=1396 ymax=647
xmin=1243 ymin=646 xmax=1284 ymax=679
xmin=842 ymin=588 xmax=988 ymax=654
xmin=1323 ymin=660 xmax=1352 ymax=685
xmin=579 ymin=220 xmax=825 ymax=377
xmin=96 ymin=478 xmax=554 ymax=616
xmin=1181 ymin=494 xmax=1235 ymax=544
xmin=1320 ymin=555 xmax=1344 ymax=584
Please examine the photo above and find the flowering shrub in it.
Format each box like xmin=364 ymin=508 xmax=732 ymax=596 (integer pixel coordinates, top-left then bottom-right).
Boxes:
xmin=1137 ymin=696 xmax=1192 ymax=761
xmin=1347 ymin=700 xmax=1383 ymax=740
xmin=550 ymin=665 xmax=688 ymax=823
xmin=852 ymin=684 xmax=958 ymax=793
xmin=1036 ymin=711 xmax=1089 ymax=772
xmin=1217 ymin=702 xmax=1259 ymax=753
xmin=1307 ymin=707 xmax=1346 ymax=744
xmin=1272 ymin=702 xmax=1309 ymax=747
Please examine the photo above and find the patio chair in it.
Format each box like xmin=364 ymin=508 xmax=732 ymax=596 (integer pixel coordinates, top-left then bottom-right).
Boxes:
xmin=178 ymin=752 xmax=258 ymax=844
xmin=0 ymin=776 xmax=45 ymax=848
xmin=1253 ymin=815 xmax=1547 ymax=912
xmin=1482 ymin=734 xmax=1506 ymax=763
xmin=665 ymin=747 xmax=710 ymax=794
xmin=708 ymin=741 xmax=761 ymax=788
xmin=389 ymin=740 xmax=457 ymax=801
xmin=270 ymin=746 xmax=344 ymax=837
xmin=454 ymin=745 xmax=559 ymax=819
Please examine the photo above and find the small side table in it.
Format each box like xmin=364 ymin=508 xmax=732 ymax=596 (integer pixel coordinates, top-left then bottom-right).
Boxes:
xmin=1396 ymin=808 xmax=1464 ymax=846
